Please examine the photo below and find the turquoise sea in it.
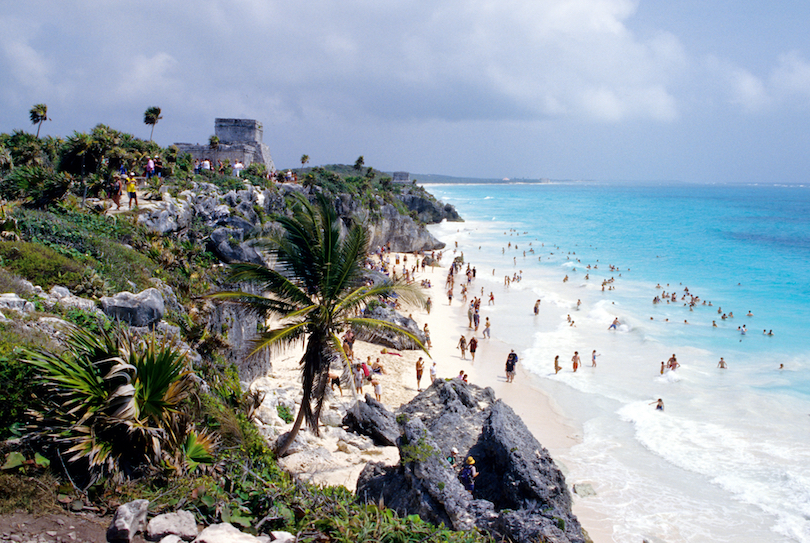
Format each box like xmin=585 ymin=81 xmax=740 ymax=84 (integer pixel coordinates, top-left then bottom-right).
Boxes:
xmin=425 ymin=182 xmax=810 ymax=543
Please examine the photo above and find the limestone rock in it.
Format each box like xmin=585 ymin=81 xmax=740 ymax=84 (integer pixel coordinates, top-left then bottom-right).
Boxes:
xmin=207 ymin=227 xmax=264 ymax=265
xmin=191 ymin=523 xmax=270 ymax=543
xmin=0 ymin=293 xmax=33 ymax=314
xmin=100 ymin=288 xmax=165 ymax=327
xmin=352 ymin=306 xmax=425 ymax=350
xmin=146 ymin=510 xmax=198 ymax=541
xmin=106 ymin=499 xmax=149 ymax=542
xmin=356 ymin=380 xmax=587 ymax=543
xmin=342 ymin=395 xmax=399 ymax=446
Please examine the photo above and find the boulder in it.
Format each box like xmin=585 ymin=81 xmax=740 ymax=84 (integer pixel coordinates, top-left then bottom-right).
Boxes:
xmin=366 ymin=203 xmax=446 ymax=252
xmin=0 ymin=293 xmax=34 ymax=314
xmin=342 ymin=395 xmax=399 ymax=446
xmin=191 ymin=523 xmax=270 ymax=543
xmin=352 ymin=305 xmax=425 ymax=350
xmin=107 ymin=499 xmax=149 ymax=542
xmin=397 ymin=192 xmax=462 ymax=224
xmin=146 ymin=510 xmax=198 ymax=541
xmin=100 ymin=288 xmax=165 ymax=327
xmin=207 ymin=228 xmax=264 ymax=265
xmin=356 ymin=380 xmax=587 ymax=543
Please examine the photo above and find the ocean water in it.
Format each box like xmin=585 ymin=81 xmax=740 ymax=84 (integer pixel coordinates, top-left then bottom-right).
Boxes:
xmin=424 ymin=182 xmax=810 ymax=543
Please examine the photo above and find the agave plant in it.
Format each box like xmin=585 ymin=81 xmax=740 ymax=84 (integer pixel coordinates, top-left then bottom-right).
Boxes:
xmin=24 ymin=325 xmax=201 ymax=485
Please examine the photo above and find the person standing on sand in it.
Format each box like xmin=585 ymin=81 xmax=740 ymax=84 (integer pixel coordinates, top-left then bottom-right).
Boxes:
xmin=591 ymin=350 xmax=600 ymax=367
xmin=483 ymin=317 xmax=491 ymax=338
xmin=373 ymin=379 xmax=382 ymax=401
xmin=505 ymin=350 xmax=518 ymax=382
xmin=554 ymin=356 xmax=561 ymax=374
xmin=416 ymin=357 xmax=425 ymax=391
xmin=469 ymin=336 xmax=478 ymax=362
xmin=572 ymin=351 xmax=580 ymax=372
xmin=354 ymin=365 xmax=364 ymax=395
xmin=426 ymin=297 xmax=432 ymax=314
xmin=430 ymin=360 xmax=437 ymax=382
xmin=457 ymin=335 xmax=467 ymax=359
xmin=534 ymin=299 xmax=541 ymax=315
xmin=423 ymin=323 xmax=432 ymax=349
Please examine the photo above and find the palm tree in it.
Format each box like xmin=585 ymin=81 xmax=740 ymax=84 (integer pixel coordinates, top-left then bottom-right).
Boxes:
xmin=209 ymin=193 xmax=426 ymax=456
xmin=300 ymin=154 xmax=310 ymax=168
xmin=29 ymin=104 xmax=49 ymax=138
xmin=144 ymin=106 xmax=163 ymax=141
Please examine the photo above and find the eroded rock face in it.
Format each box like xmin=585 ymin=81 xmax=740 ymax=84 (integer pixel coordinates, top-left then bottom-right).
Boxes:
xmin=342 ymin=394 xmax=400 ymax=447
xmin=352 ymin=306 xmax=426 ymax=350
xmin=356 ymin=380 xmax=587 ymax=543
xmin=100 ymin=288 xmax=165 ymax=327
xmin=397 ymin=192 xmax=462 ymax=224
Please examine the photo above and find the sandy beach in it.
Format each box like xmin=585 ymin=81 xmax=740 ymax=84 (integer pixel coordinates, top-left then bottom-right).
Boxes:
xmin=256 ymin=252 xmax=612 ymax=542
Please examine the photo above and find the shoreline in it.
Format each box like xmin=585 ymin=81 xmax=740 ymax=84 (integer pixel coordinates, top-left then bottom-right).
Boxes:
xmin=253 ymin=252 xmax=612 ymax=542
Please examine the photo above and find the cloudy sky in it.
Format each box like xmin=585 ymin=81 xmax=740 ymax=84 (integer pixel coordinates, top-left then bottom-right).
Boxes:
xmin=2 ymin=1 xmax=810 ymax=183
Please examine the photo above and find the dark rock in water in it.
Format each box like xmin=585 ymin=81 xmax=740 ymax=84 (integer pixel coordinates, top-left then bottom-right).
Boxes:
xmin=342 ymin=394 xmax=400 ymax=446
xmin=356 ymin=379 xmax=587 ymax=543
xmin=352 ymin=305 xmax=426 ymax=350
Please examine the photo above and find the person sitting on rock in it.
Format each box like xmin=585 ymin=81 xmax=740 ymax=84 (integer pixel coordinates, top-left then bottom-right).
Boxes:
xmin=459 ymin=456 xmax=478 ymax=492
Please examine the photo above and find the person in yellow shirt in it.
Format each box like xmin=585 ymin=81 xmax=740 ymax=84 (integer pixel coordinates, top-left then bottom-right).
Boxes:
xmin=126 ymin=176 xmax=138 ymax=208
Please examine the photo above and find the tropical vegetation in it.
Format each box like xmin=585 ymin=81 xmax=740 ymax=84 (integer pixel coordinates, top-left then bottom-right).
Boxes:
xmin=0 ymin=112 xmax=488 ymax=542
xmin=209 ymin=193 xmax=426 ymax=456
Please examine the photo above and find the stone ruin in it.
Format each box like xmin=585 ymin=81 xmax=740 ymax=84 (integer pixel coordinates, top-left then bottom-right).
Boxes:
xmin=174 ymin=118 xmax=276 ymax=171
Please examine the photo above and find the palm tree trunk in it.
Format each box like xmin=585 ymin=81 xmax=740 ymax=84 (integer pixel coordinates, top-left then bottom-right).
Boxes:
xmin=149 ymin=125 xmax=155 ymax=142
xmin=276 ymin=401 xmax=306 ymax=457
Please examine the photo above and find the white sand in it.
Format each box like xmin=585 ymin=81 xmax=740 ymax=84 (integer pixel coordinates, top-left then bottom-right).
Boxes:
xmin=252 ymin=253 xmax=612 ymax=542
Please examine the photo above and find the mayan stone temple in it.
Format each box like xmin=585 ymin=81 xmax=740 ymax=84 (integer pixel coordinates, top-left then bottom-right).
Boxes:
xmin=175 ymin=118 xmax=275 ymax=171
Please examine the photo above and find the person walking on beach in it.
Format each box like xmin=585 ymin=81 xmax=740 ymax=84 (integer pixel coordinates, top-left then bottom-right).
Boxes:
xmin=416 ymin=357 xmax=425 ymax=391
xmin=554 ymin=355 xmax=561 ymax=374
xmin=534 ymin=299 xmax=541 ymax=315
xmin=505 ymin=350 xmax=518 ymax=383
xmin=572 ymin=351 xmax=581 ymax=372
xmin=591 ymin=350 xmax=600 ymax=367
xmin=426 ymin=297 xmax=432 ymax=314
xmin=423 ymin=323 xmax=432 ymax=349
xmin=483 ymin=317 xmax=491 ymax=338
xmin=457 ymin=335 xmax=467 ymax=359
xmin=468 ymin=336 xmax=478 ymax=362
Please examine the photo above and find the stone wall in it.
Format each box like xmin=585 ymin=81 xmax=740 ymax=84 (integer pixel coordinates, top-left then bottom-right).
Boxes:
xmin=215 ymin=118 xmax=263 ymax=144
xmin=174 ymin=118 xmax=276 ymax=171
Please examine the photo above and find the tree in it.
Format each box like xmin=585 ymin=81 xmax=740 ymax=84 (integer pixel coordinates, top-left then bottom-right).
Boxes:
xmin=209 ymin=135 xmax=220 ymax=149
xmin=29 ymin=104 xmax=49 ymax=138
xmin=208 ymin=193 xmax=426 ymax=456
xmin=301 ymin=154 xmax=310 ymax=167
xmin=143 ymin=106 xmax=163 ymax=141
xmin=353 ymin=155 xmax=365 ymax=171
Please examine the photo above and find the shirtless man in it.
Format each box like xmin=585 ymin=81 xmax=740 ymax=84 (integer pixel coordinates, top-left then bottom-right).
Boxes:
xmin=608 ymin=317 xmax=620 ymax=330
xmin=416 ymin=357 xmax=425 ymax=391
xmin=667 ymin=354 xmax=679 ymax=371
xmin=717 ymin=357 xmax=727 ymax=369
xmin=572 ymin=351 xmax=581 ymax=372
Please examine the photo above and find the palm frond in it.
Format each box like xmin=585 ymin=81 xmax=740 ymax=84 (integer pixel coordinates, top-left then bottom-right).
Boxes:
xmin=346 ymin=317 xmax=429 ymax=355
xmin=248 ymin=321 xmax=310 ymax=357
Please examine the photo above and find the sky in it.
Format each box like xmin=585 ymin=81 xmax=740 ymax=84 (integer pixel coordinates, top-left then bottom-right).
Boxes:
xmin=2 ymin=1 xmax=810 ymax=183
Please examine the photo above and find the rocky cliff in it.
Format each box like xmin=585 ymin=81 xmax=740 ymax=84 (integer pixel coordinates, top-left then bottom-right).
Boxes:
xmin=356 ymin=379 xmax=588 ymax=543
xmin=138 ymin=182 xmax=451 ymax=255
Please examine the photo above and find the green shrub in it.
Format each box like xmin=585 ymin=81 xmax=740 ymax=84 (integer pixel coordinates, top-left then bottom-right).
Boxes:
xmin=0 ymin=241 xmax=84 ymax=289
xmin=277 ymin=404 xmax=293 ymax=423
xmin=0 ymin=322 xmax=55 ymax=439
xmin=1 ymin=165 xmax=72 ymax=208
